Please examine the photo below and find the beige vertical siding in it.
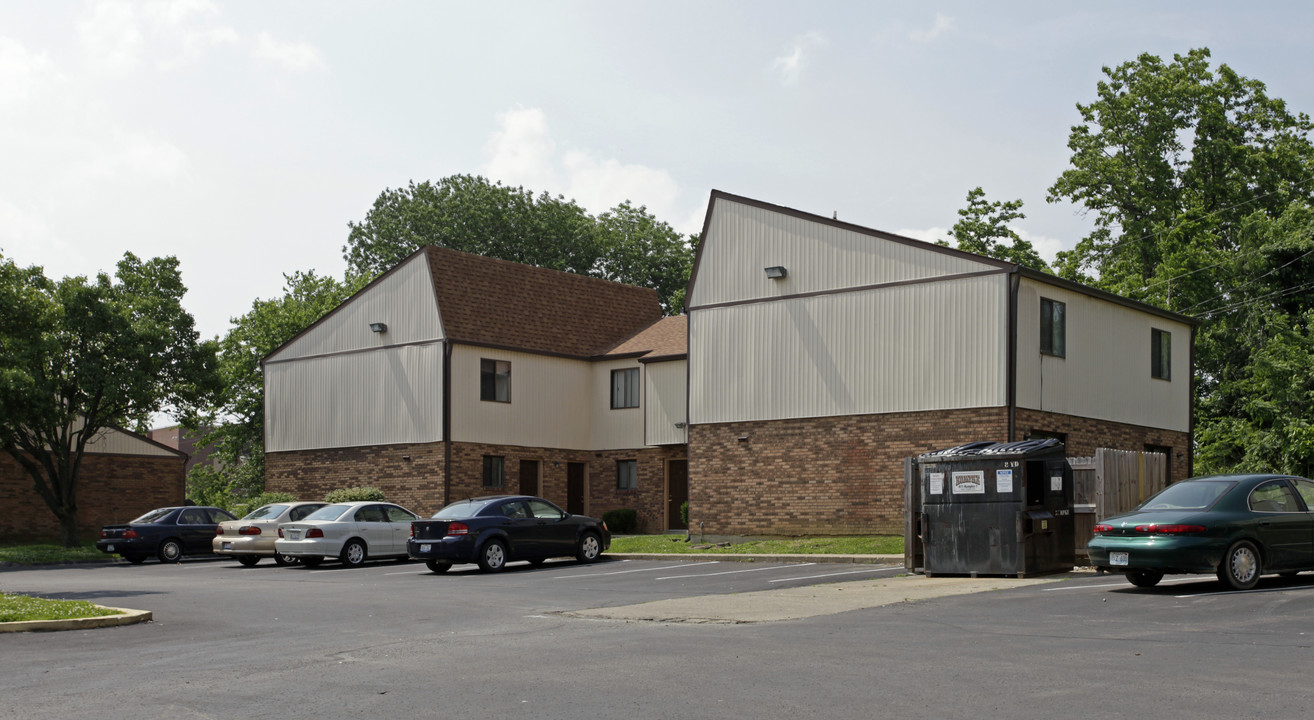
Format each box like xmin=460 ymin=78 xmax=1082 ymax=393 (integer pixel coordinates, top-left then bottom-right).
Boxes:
xmin=689 ymin=274 xmax=1008 ymax=424
xmin=450 ymin=346 xmax=593 ymax=450
xmin=265 ymin=342 xmax=444 ymax=451
xmin=267 ymin=253 xmax=443 ymax=362
xmin=1016 ymin=279 xmax=1191 ymax=432
xmin=645 ymin=359 xmax=688 ymax=446
xmin=589 ymin=359 xmax=647 ymax=450
xmin=85 ymin=427 xmax=179 ymax=457
xmin=690 ymin=198 xmax=1000 ymax=308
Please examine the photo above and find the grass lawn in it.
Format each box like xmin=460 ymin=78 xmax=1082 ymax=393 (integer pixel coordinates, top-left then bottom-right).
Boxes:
xmin=0 ymin=593 xmax=122 ymax=623
xmin=608 ymin=535 xmax=903 ymax=555
xmin=0 ymin=543 xmax=105 ymax=566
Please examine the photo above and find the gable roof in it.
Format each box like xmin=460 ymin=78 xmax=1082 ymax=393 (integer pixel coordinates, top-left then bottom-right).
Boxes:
xmin=599 ymin=315 xmax=687 ymax=361
xmin=423 ymin=246 xmax=663 ymax=358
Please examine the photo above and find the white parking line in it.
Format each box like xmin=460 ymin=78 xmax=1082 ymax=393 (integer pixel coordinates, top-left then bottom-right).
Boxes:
xmin=1041 ymin=576 xmax=1207 ymax=591
xmin=383 ymin=570 xmax=426 ymax=576
xmin=1178 ymin=584 xmax=1314 ymax=598
xmin=767 ymin=567 xmax=901 ymax=583
xmin=550 ymin=561 xmax=721 ymax=579
xmin=656 ymin=563 xmax=815 ymax=580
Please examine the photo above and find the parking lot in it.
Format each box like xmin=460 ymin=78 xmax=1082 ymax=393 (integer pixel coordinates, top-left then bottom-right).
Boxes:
xmin=5 ymin=557 xmax=1314 ymax=719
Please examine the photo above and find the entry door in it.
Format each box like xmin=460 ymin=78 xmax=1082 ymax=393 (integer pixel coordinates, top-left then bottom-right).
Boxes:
xmin=520 ymin=460 xmax=540 ymax=497
xmin=667 ymin=459 xmax=689 ymax=530
xmin=566 ymin=463 xmax=585 ymax=515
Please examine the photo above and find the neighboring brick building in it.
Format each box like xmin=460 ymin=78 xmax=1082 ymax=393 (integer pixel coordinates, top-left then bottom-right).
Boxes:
xmin=148 ymin=425 xmax=217 ymax=474
xmin=0 ymin=426 xmax=187 ymax=542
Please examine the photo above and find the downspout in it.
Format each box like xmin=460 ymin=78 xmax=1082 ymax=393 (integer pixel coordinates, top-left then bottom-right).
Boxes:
xmin=1187 ymin=324 xmax=1196 ymax=480
xmin=1007 ymin=268 xmax=1020 ymax=442
xmin=443 ymin=340 xmax=453 ymax=507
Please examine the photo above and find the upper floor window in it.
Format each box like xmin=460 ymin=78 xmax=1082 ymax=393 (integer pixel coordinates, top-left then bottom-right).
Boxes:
xmin=617 ymin=460 xmax=637 ymax=490
xmin=611 ymin=368 xmax=640 ymax=409
xmin=481 ymin=359 xmax=511 ymax=402
xmin=483 ymin=456 xmax=505 ymax=488
xmin=1040 ymin=298 xmax=1066 ymax=357
xmin=1151 ymin=329 xmax=1171 ymax=380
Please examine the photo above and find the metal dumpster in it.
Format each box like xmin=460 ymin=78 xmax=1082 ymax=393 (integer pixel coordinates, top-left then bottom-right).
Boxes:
xmin=917 ymin=439 xmax=1074 ymax=577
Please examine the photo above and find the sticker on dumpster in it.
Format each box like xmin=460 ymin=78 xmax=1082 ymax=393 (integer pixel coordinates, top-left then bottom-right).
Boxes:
xmin=1051 ymin=475 xmax=1063 ymax=492
xmin=996 ymin=468 xmax=1013 ymax=493
xmin=951 ymin=470 xmax=985 ymax=495
xmin=928 ymin=472 xmax=944 ymax=494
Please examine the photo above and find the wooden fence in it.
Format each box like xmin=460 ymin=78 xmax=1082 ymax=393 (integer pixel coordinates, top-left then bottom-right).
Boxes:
xmin=1071 ymin=448 xmax=1169 ymax=556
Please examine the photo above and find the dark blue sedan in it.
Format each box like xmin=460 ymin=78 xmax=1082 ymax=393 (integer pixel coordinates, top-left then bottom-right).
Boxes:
xmin=96 ymin=506 xmax=237 ymax=564
xmin=408 ymin=495 xmax=610 ymax=573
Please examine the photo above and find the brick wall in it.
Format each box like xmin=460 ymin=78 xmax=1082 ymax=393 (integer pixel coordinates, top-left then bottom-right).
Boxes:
xmin=266 ymin=441 xmax=687 ymax=529
xmin=689 ymin=407 xmax=1193 ymax=536
xmin=0 ymin=453 xmax=185 ymax=542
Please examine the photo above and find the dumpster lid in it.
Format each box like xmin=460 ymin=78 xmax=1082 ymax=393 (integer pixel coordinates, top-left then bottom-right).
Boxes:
xmin=1023 ymin=509 xmax=1055 ymax=520
xmin=919 ymin=438 xmax=1063 ymax=460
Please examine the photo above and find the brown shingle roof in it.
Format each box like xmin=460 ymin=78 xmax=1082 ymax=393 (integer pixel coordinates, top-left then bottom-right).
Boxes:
xmin=600 ymin=315 xmax=687 ymax=360
xmin=424 ymin=246 xmax=662 ymax=358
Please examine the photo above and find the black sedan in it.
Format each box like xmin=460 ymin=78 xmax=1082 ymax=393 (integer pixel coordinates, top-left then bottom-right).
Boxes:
xmin=408 ymin=495 xmax=610 ymax=573
xmin=96 ymin=506 xmax=237 ymax=564
xmin=1088 ymin=473 xmax=1314 ymax=590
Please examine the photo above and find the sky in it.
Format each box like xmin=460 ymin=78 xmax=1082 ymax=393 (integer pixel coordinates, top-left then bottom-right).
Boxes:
xmin=4 ymin=1 xmax=1314 ymax=344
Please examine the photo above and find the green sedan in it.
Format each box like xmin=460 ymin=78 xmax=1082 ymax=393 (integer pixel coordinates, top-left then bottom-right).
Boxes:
xmin=1088 ymin=473 xmax=1314 ymax=590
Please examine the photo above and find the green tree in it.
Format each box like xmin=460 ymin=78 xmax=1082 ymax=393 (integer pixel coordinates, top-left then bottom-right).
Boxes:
xmin=947 ymin=187 xmax=1049 ymax=271
xmin=0 ymin=252 xmax=218 ymax=546
xmin=195 ymin=271 xmax=363 ymax=504
xmin=594 ymin=202 xmax=695 ymax=314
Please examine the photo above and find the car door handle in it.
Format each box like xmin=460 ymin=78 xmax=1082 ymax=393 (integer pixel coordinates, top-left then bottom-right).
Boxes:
xmin=1259 ymin=521 xmax=1273 ymax=527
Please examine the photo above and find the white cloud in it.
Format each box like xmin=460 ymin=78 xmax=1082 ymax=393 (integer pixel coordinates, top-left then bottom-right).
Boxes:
xmin=251 ymin=31 xmax=324 ymax=72
xmin=0 ymin=198 xmax=56 ymax=261
xmin=771 ymin=31 xmax=828 ymax=86
xmin=77 ymin=0 xmax=144 ymax=73
xmin=66 ymin=132 xmax=189 ymax=184
xmin=909 ymin=12 xmax=955 ymax=43
xmin=0 ymin=37 xmax=60 ymax=110
xmin=481 ymin=107 xmax=560 ymax=193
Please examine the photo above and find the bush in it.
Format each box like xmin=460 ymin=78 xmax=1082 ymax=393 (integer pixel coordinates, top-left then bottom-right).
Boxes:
xmin=324 ymin=487 xmax=387 ymax=503
xmin=680 ymin=501 xmax=689 ymax=526
xmin=602 ymin=508 xmax=638 ymax=534
xmin=230 ymin=491 xmax=297 ymax=518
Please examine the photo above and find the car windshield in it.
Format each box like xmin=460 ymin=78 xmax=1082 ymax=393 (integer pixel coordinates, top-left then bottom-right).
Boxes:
xmin=242 ymin=504 xmax=289 ymax=521
xmin=303 ymin=504 xmax=353 ymax=522
xmin=1139 ymin=481 xmax=1236 ymax=511
xmin=432 ymin=499 xmax=497 ymax=519
xmin=130 ymin=508 xmax=175 ymax=524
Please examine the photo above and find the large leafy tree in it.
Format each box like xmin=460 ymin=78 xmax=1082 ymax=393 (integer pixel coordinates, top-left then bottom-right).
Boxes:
xmin=1046 ymin=48 xmax=1314 ymax=475
xmin=344 ymin=174 xmax=694 ymax=314
xmin=946 ymin=187 xmax=1049 ymax=271
xmin=0 ymin=252 xmax=218 ymax=546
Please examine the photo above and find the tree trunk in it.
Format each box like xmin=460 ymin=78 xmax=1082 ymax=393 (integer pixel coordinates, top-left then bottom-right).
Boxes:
xmin=58 ymin=512 xmax=82 ymax=548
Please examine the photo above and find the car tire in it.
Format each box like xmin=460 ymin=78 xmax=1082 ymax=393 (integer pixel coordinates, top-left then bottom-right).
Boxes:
xmin=575 ymin=532 xmax=602 ymax=563
xmin=274 ymin=552 xmax=298 ymax=567
xmin=122 ymin=553 xmax=147 ymax=565
xmin=1218 ymin=540 xmax=1262 ymax=590
xmin=1125 ymin=569 xmax=1163 ymax=588
xmin=157 ymin=538 xmax=183 ymax=563
xmin=426 ymin=560 xmax=452 ymax=574
xmin=477 ymin=539 xmax=507 ymax=572
xmin=301 ymin=556 xmax=323 ymax=568
xmin=340 ymin=539 xmax=367 ymax=568
xmin=237 ymin=555 xmax=260 ymax=567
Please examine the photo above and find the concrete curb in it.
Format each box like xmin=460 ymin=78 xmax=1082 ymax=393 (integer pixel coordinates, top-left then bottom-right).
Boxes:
xmin=605 ymin=553 xmax=905 ymax=565
xmin=0 ymin=606 xmax=152 ymax=633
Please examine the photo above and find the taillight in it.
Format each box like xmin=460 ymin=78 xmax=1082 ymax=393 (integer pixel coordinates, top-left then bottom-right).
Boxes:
xmin=306 ymin=528 xmax=324 ymax=538
xmin=1093 ymin=524 xmax=1113 ymax=534
xmin=278 ymin=527 xmax=284 ymax=538
xmin=216 ymin=526 xmax=225 ymax=536
xmin=239 ymin=526 xmax=262 ymax=536
xmin=1134 ymin=524 xmax=1206 ymax=534
xmin=100 ymin=530 xmax=108 ymax=538
xmin=123 ymin=529 xmax=138 ymax=539
xmin=446 ymin=522 xmax=469 ymax=537
xmin=603 ymin=521 xmax=609 ymax=532
xmin=410 ymin=523 xmax=414 ymax=538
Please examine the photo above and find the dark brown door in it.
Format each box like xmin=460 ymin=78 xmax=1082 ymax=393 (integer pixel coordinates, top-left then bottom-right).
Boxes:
xmin=667 ymin=459 xmax=689 ymax=530
xmin=519 ymin=460 xmax=540 ymax=497
xmin=566 ymin=463 xmax=585 ymax=515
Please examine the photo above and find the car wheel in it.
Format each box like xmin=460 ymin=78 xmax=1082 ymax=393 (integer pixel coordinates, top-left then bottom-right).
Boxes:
xmin=1125 ymin=569 xmax=1163 ymax=588
xmin=274 ymin=552 xmax=298 ymax=567
xmin=122 ymin=553 xmax=147 ymax=565
xmin=1218 ymin=540 xmax=1262 ymax=590
xmin=301 ymin=556 xmax=323 ymax=568
xmin=426 ymin=560 xmax=452 ymax=574
xmin=575 ymin=532 xmax=602 ymax=563
xmin=157 ymin=538 xmax=183 ymax=563
xmin=340 ymin=539 xmax=368 ymax=568
xmin=237 ymin=555 xmax=260 ymax=567
xmin=477 ymin=539 xmax=507 ymax=572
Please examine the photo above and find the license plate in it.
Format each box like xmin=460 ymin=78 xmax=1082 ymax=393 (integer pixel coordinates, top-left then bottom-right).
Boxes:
xmin=222 ymin=542 xmax=232 ymax=550
xmin=420 ymin=544 xmax=431 ymax=553
xmin=107 ymin=544 xmax=114 ymax=552
xmin=1110 ymin=551 xmax=1129 ymax=566
xmin=288 ymin=530 xmax=301 ymax=540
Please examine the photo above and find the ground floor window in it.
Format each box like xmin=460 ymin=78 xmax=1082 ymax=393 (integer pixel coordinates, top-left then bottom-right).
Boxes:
xmin=617 ymin=460 xmax=637 ymax=490
xmin=483 ymin=455 xmax=505 ymax=488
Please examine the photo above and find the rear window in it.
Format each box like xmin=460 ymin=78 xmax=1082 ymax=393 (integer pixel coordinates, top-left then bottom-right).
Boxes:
xmin=1140 ymin=481 xmax=1236 ymax=511
xmin=242 ymin=504 xmax=289 ymax=521
xmin=131 ymin=508 xmax=176 ymax=524
xmin=304 ymin=504 xmax=353 ymax=522
xmin=432 ymin=499 xmax=497 ymax=519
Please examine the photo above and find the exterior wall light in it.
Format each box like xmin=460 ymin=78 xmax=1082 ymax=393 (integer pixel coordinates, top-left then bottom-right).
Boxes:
xmin=764 ymin=266 xmax=787 ymax=279
xmin=674 ymin=422 xmax=687 ymax=429
xmin=369 ymin=322 xmax=388 ymax=333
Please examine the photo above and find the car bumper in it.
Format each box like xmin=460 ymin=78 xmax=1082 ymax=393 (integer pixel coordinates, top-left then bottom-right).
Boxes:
xmin=273 ymin=538 xmax=344 ymax=558
xmin=213 ymin=536 xmax=277 ymax=556
xmin=407 ymin=536 xmax=476 ymax=563
xmin=1087 ymin=535 xmax=1225 ymax=574
xmin=95 ymin=539 xmax=150 ymax=555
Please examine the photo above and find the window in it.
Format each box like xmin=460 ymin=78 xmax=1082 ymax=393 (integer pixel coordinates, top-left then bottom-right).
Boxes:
xmin=617 ymin=460 xmax=637 ymax=490
xmin=480 ymin=359 xmax=511 ymax=402
xmin=483 ymin=456 xmax=505 ymax=488
xmin=1250 ymin=481 xmax=1301 ymax=513
xmin=1040 ymin=298 xmax=1066 ymax=357
xmin=611 ymin=368 xmax=640 ymax=409
xmin=1151 ymin=329 xmax=1171 ymax=380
